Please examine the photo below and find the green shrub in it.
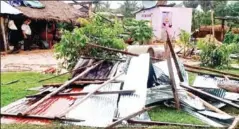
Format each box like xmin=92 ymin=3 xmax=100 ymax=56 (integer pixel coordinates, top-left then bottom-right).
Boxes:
xmin=123 ymin=18 xmax=153 ymax=44
xmin=177 ymin=29 xmax=192 ymax=57
xmin=223 ymin=31 xmax=239 ymax=44
xmin=197 ymin=40 xmax=235 ymax=68
xmin=54 ymin=15 xmax=126 ymax=70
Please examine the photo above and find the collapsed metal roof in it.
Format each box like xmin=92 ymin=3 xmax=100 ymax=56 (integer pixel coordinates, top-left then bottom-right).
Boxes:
xmin=1 ymin=53 xmax=238 ymax=128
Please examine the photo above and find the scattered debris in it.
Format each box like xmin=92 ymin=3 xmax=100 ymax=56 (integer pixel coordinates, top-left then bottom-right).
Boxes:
xmin=1 ymin=37 xmax=238 ymax=128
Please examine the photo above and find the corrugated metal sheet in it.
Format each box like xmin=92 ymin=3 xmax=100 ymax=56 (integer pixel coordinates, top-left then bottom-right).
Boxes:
xmin=146 ymin=85 xmax=173 ymax=106
xmin=1 ymin=1 xmax=22 ymax=14
xmin=198 ymin=110 xmax=234 ymax=120
xmin=66 ymin=83 xmax=122 ymax=127
xmin=72 ymin=59 xmax=123 ymax=80
xmin=117 ymin=54 xmax=149 ymax=120
xmin=1 ymin=56 xmax=154 ymax=127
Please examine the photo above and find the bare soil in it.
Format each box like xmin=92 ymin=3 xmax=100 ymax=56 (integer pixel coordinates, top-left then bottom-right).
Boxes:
xmin=1 ymin=49 xmax=59 ymax=72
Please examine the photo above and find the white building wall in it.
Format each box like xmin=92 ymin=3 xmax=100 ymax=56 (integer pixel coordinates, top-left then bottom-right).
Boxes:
xmin=136 ymin=7 xmax=192 ymax=40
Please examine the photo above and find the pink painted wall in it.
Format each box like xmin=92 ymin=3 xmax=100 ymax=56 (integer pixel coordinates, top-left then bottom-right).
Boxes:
xmin=136 ymin=7 xmax=192 ymax=40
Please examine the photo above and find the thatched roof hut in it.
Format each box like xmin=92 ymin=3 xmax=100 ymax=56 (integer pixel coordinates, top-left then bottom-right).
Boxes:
xmin=199 ymin=25 xmax=239 ymax=34
xmin=199 ymin=25 xmax=229 ymax=32
xmin=192 ymin=25 xmax=239 ymax=42
xmin=232 ymin=28 xmax=239 ymax=34
xmin=16 ymin=1 xmax=88 ymax=23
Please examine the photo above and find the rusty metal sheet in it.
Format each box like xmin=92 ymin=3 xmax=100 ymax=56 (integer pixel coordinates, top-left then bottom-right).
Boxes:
xmin=1 ymin=88 xmax=82 ymax=124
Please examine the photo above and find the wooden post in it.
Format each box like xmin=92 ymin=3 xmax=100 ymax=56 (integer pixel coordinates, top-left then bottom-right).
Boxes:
xmin=1 ymin=17 xmax=8 ymax=52
xmin=105 ymin=106 xmax=157 ymax=129
xmin=18 ymin=61 xmax=103 ymax=116
xmin=211 ymin=2 xmax=215 ymax=41
xmin=88 ymin=2 xmax=92 ymax=18
xmin=221 ymin=19 xmax=225 ymax=41
xmin=58 ymin=72 xmax=124 ymax=118
xmin=166 ymin=32 xmax=184 ymax=82
xmin=180 ymin=84 xmax=239 ymax=109
xmin=166 ymin=53 xmax=180 ymax=109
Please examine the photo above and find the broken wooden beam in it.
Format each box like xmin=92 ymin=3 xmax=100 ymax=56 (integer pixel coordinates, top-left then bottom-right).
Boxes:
xmin=42 ymin=80 xmax=123 ymax=87
xmin=1 ymin=80 xmax=19 ymax=85
xmin=81 ymin=56 xmax=126 ymax=62
xmin=38 ymin=62 xmax=101 ymax=82
xmin=116 ymin=119 xmax=213 ymax=128
xmin=229 ymin=116 xmax=239 ymax=129
xmin=87 ymin=43 xmax=163 ymax=61
xmin=218 ymin=83 xmax=239 ymax=93
xmin=57 ymin=90 xmax=135 ymax=96
xmin=0 ymin=113 xmax=85 ymax=122
xmin=184 ymin=64 xmax=239 ymax=78
xmin=26 ymin=90 xmax=135 ymax=98
xmin=18 ymin=61 xmax=104 ymax=116
xmin=166 ymin=32 xmax=184 ymax=82
xmin=180 ymin=84 xmax=239 ymax=109
xmin=185 ymin=68 xmax=239 ymax=81
xmin=58 ymin=72 xmax=124 ymax=118
xmin=166 ymin=53 xmax=180 ymax=110
xmin=105 ymin=106 xmax=157 ymax=129
xmin=186 ymin=91 xmax=229 ymax=115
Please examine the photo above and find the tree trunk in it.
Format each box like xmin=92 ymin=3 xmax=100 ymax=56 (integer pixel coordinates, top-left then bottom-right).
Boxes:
xmin=211 ymin=2 xmax=215 ymax=42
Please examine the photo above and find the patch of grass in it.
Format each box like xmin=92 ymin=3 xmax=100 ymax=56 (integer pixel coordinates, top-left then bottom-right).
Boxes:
xmin=221 ymin=106 xmax=239 ymax=116
xmin=188 ymin=72 xmax=197 ymax=85
xmin=1 ymin=124 xmax=93 ymax=129
xmin=219 ymin=67 xmax=239 ymax=75
xmin=149 ymin=105 xmax=205 ymax=125
xmin=1 ymin=72 xmax=69 ymax=107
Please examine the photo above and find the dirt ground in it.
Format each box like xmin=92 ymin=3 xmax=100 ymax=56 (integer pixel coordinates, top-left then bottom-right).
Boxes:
xmin=1 ymin=49 xmax=60 ymax=72
xmin=1 ymin=46 xmax=200 ymax=73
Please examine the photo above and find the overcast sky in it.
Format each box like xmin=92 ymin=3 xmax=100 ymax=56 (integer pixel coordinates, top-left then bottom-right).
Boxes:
xmin=64 ymin=1 xmax=235 ymax=9
xmin=109 ymin=1 xmax=181 ymax=9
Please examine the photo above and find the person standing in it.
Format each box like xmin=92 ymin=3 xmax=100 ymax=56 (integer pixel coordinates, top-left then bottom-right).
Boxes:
xmin=8 ymin=19 xmax=20 ymax=53
xmin=21 ymin=19 xmax=32 ymax=51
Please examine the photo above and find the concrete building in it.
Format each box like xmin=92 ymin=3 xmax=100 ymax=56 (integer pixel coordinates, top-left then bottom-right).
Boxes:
xmin=135 ymin=4 xmax=192 ymax=41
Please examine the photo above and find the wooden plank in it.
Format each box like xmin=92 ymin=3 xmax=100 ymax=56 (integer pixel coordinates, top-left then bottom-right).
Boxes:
xmin=228 ymin=116 xmax=239 ymax=129
xmin=119 ymin=119 xmax=213 ymax=128
xmin=166 ymin=32 xmax=184 ymax=82
xmin=18 ymin=61 xmax=103 ymax=116
xmin=218 ymin=83 xmax=239 ymax=93
xmin=81 ymin=56 xmax=126 ymax=62
xmin=186 ymin=91 xmax=228 ymax=115
xmin=105 ymin=106 xmax=156 ymax=129
xmin=180 ymin=84 xmax=239 ymax=109
xmin=42 ymin=80 xmax=123 ymax=87
xmin=57 ymin=90 xmax=135 ymax=96
xmin=87 ymin=43 xmax=163 ymax=61
xmin=26 ymin=90 xmax=134 ymax=98
xmin=1 ymin=17 xmax=7 ymax=52
xmin=58 ymin=72 xmax=124 ymax=118
xmin=185 ymin=68 xmax=239 ymax=81
xmin=166 ymin=53 xmax=180 ymax=110
xmin=38 ymin=61 xmax=100 ymax=82
xmin=1 ymin=113 xmax=84 ymax=122
xmin=184 ymin=64 xmax=239 ymax=78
